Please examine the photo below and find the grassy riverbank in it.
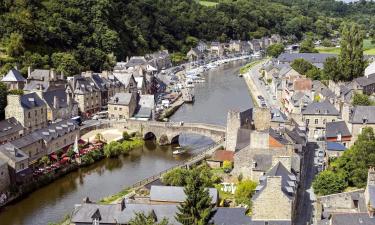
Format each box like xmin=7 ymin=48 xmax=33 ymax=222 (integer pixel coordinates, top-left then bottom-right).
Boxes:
xmin=239 ymin=59 xmax=266 ymax=75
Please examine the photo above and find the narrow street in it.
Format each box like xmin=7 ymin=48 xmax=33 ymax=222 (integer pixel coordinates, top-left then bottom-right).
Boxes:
xmin=295 ymin=142 xmax=318 ymax=225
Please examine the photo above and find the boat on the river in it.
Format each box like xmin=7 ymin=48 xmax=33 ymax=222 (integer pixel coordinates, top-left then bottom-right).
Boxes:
xmin=173 ymin=147 xmax=187 ymax=155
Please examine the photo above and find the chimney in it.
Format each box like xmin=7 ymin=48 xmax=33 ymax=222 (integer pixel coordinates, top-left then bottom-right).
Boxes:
xmin=28 ymin=66 xmax=32 ymax=78
xmin=82 ymin=197 xmax=91 ymax=203
xmin=67 ymin=93 xmax=72 ymax=106
xmin=53 ymin=96 xmax=60 ymax=109
xmin=50 ymin=69 xmax=56 ymax=81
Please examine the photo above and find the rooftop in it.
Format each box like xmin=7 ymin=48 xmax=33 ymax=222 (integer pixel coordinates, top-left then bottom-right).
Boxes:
xmin=209 ymin=207 xmax=252 ymax=225
xmin=0 ymin=117 xmax=23 ymax=139
xmin=208 ymin=150 xmax=235 ymax=162
xmin=350 ymin=106 xmax=375 ymax=124
xmin=108 ymin=93 xmax=135 ymax=106
xmin=326 ymin=142 xmax=347 ymax=151
xmin=326 ymin=121 xmax=351 ymax=138
xmin=1 ymin=68 xmax=26 ymax=82
xmin=302 ymin=101 xmax=339 ymax=116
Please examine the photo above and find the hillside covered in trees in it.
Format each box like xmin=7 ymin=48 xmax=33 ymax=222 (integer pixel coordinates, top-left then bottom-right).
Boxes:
xmin=0 ymin=0 xmax=375 ymax=75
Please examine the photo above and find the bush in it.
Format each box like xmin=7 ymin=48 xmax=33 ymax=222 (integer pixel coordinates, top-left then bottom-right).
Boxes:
xmin=234 ymin=180 xmax=257 ymax=206
xmin=222 ymin=160 xmax=232 ymax=173
xmin=122 ymin=131 xmax=131 ymax=141
xmin=313 ymin=170 xmax=347 ymax=195
xmin=103 ymin=139 xmax=144 ymax=158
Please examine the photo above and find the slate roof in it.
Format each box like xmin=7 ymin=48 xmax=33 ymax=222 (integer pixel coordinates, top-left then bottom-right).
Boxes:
xmin=326 ymin=121 xmax=351 ymax=138
xmin=139 ymin=95 xmax=154 ymax=108
xmin=329 ymin=213 xmax=375 ymax=225
xmin=0 ymin=142 xmax=28 ymax=163
xmin=133 ymin=107 xmax=152 ymax=119
xmin=271 ymin=108 xmax=288 ymax=123
xmin=326 ymin=142 xmax=347 ymax=151
xmin=269 ymin=128 xmax=290 ymax=145
xmin=70 ymin=76 xmax=100 ymax=94
xmin=253 ymin=162 xmax=296 ymax=201
xmin=1 ymin=68 xmax=26 ymax=82
xmin=118 ymin=203 xmax=180 ymax=224
xmin=108 ymin=93 xmax=134 ymax=106
xmin=150 ymin=185 xmax=218 ymax=204
xmin=11 ymin=133 xmax=42 ymax=149
xmin=30 ymin=69 xmax=51 ymax=80
xmin=252 ymin=154 xmax=272 ymax=172
xmin=350 ymin=106 xmax=375 ymax=124
xmin=36 ymin=119 xmax=78 ymax=143
xmin=209 ymin=207 xmax=252 ymax=225
xmin=302 ymin=101 xmax=339 ymax=116
xmin=277 ymin=53 xmax=336 ymax=68
xmin=251 ymin=221 xmax=292 ymax=225
xmin=113 ymin=72 xmax=135 ymax=87
xmin=353 ymin=76 xmax=375 ymax=87
xmin=0 ymin=117 xmax=23 ymax=139
xmin=71 ymin=203 xmax=120 ymax=224
xmin=19 ymin=92 xmax=46 ymax=109
xmin=124 ymin=56 xmax=147 ymax=67
xmin=42 ymin=89 xmax=70 ymax=109
xmin=285 ymin=128 xmax=306 ymax=145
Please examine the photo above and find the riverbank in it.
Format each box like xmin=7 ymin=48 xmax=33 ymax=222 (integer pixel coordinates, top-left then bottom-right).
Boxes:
xmin=242 ymin=59 xmax=268 ymax=107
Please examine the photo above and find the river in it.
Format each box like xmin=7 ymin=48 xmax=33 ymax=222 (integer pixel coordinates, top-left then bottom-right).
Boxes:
xmin=0 ymin=60 xmax=253 ymax=225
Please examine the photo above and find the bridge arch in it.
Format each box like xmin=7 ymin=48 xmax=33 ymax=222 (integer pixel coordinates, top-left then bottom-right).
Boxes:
xmin=144 ymin=132 xmax=156 ymax=140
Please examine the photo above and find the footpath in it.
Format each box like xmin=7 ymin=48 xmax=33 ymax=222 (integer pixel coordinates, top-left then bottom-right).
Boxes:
xmin=242 ymin=60 xmax=268 ymax=107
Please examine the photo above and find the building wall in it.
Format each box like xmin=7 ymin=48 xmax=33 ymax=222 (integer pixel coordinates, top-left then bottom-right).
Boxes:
xmin=250 ymin=131 xmax=269 ymax=149
xmin=252 ymin=176 xmax=292 ymax=221
xmin=74 ymin=91 xmax=101 ymax=116
xmin=19 ymin=140 xmax=45 ymax=165
xmin=5 ymin=95 xmax=47 ymax=134
xmin=44 ymin=130 xmax=79 ymax=155
xmin=225 ymin=110 xmax=241 ymax=151
xmin=351 ymin=124 xmax=375 ymax=145
xmin=0 ymin=132 xmax=22 ymax=145
xmin=253 ymin=107 xmax=271 ymax=131
xmin=302 ymin=114 xmax=339 ymax=138
xmin=108 ymin=97 xmax=137 ymax=120
xmin=0 ymin=163 xmax=10 ymax=193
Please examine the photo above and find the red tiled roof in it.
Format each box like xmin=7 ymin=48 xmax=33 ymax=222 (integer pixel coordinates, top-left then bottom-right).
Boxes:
xmin=209 ymin=150 xmax=234 ymax=162
xmin=293 ymin=78 xmax=312 ymax=91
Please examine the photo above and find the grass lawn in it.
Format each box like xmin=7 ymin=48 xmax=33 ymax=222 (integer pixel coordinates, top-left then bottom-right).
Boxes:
xmin=199 ymin=1 xmax=218 ymax=7
xmin=317 ymin=39 xmax=375 ymax=55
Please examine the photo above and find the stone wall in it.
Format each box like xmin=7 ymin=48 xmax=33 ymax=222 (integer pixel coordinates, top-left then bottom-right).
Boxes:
xmin=253 ymin=107 xmax=271 ymax=131
xmin=225 ymin=110 xmax=241 ymax=151
xmin=252 ymin=176 xmax=292 ymax=220
xmin=250 ymin=131 xmax=269 ymax=149
xmin=0 ymin=162 xmax=10 ymax=193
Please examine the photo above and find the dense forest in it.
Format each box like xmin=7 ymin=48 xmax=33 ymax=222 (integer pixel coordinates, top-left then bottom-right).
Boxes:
xmin=0 ymin=0 xmax=374 ymax=75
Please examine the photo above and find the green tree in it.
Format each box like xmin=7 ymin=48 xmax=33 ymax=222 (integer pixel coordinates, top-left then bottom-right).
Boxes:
xmin=130 ymin=212 xmax=169 ymax=225
xmin=339 ymin=22 xmax=366 ymax=81
xmin=266 ymin=43 xmax=285 ymax=58
xmin=234 ymin=180 xmax=257 ymax=206
xmin=306 ymin=67 xmax=322 ymax=80
xmin=0 ymin=82 xmax=7 ymax=120
xmin=5 ymin=33 xmax=25 ymax=57
xmin=352 ymin=92 xmax=372 ymax=106
xmin=162 ymin=167 xmax=190 ymax=186
xmin=51 ymin=52 xmax=81 ymax=76
xmin=170 ymin=52 xmax=187 ymax=65
xmin=291 ymin=58 xmax=314 ymax=75
xmin=313 ymin=170 xmax=347 ymax=195
xmin=176 ymin=169 xmax=213 ymax=225
xmin=122 ymin=131 xmax=131 ymax=141
xmin=323 ymin=57 xmax=340 ymax=81
xmin=299 ymin=37 xmax=318 ymax=53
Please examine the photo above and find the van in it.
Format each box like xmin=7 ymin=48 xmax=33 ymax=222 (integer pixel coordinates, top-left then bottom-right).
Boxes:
xmin=92 ymin=111 xmax=108 ymax=120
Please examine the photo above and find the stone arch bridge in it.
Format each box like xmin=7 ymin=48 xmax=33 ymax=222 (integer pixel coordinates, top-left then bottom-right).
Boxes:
xmin=114 ymin=120 xmax=226 ymax=145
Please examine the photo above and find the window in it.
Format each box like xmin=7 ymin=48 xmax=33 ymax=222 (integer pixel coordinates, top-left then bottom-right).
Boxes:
xmin=114 ymin=107 xmax=117 ymax=110
xmin=35 ymin=110 xmax=37 ymax=116
xmin=41 ymin=108 xmax=43 ymax=114
xmin=323 ymin=119 xmax=326 ymax=125
xmin=28 ymin=112 xmax=31 ymax=118
xmin=332 ymin=119 xmax=335 ymax=122
xmin=306 ymin=119 xmax=310 ymax=125
xmin=119 ymin=107 xmax=122 ymax=111
xmin=315 ymin=119 xmax=318 ymax=124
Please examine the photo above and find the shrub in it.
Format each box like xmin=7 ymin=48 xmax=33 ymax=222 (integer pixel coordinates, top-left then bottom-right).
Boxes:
xmin=222 ymin=160 xmax=232 ymax=173
xmin=234 ymin=180 xmax=258 ymax=206
xmin=122 ymin=131 xmax=131 ymax=141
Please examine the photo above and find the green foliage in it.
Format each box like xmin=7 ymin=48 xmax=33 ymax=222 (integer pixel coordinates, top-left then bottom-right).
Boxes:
xmin=313 ymin=170 xmax=347 ymax=195
xmin=323 ymin=57 xmax=340 ymax=81
xmin=176 ymin=168 xmax=213 ymax=225
xmin=162 ymin=164 xmax=219 ymax=187
xmin=8 ymin=89 xmax=24 ymax=95
xmin=239 ymin=60 xmax=263 ymax=75
xmin=352 ymin=92 xmax=373 ymax=106
xmin=306 ymin=67 xmax=322 ymax=80
xmin=0 ymin=82 xmax=7 ymax=120
xmin=291 ymin=58 xmax=314 ymax=75
xmin=4 ymin=33 xmax=25 ymax=57
xmin=170 ymin=52 xmax=187 ymax=65
xmin=222 ymin=160 xmax=232 ymax=171
xmin=51 ymin=52 xmax=81 ymax=76
xmin=339 ymin=22 xmax=366 ymax=81
xmin=300 ymin=37 xmax=318 ymax=53
xmin=316 ymin=127 xmax=375 ymax=192
xmin=130 ymin=212 xmax=169 ymax=225
xmin=122 ymin=131 xmax=131 ymax=141
xmin=266 ymin=43 xmax=284 ymax=58
xmin=234 ymin=180 xmax=257 ymax=206
xmin=103 ymin=139 xmax=144 ymax=158
xmin=40 ymin=156 xmax=51 ymax=166
xmin=322 ymin=39 xmax=335 ymax=47
xmin=314 ymin=94 xmax=321 ymax=102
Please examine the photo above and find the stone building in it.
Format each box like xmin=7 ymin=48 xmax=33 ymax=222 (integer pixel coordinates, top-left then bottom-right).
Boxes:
xmin=0 ymin=117 xmax=23 ymax=144
xmin=11 ymin=133 xmax=44 ymax=166
xmin=251 ymin=162 xmax=297 ymax=223
xmin=0 ymin=158 xmax=10 ymax=194
xmin=5 ymin=93 xmax=48 ymax=134
xmin=24 ymin=68 xmax=66 ymax=92
xmin=225 ymin=108 xmax=252 ymax=151
xmin=1 ymin=68 xmax=26 ymax=90
xmin=0 ymin=143 xmax=29 ymax=184
xmin=108 ymin=92 xmax=138 ymax=120
xmin=253 ymin=107 xmax=271 ymax=131
xmin=67 ymin=75 xmax=101 ymax=118
xmin=41 ymin=89 xmax=78 ymax=122
xmin=302 ymin=101 xmax=340 ymax=139
xmin=315 ymin=168 xmax=375 ymax=225
xmin=349 ymin=106 xmax=375 ymax=145
xmin=145 ymin=50 xmax=172 ymax=71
